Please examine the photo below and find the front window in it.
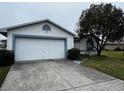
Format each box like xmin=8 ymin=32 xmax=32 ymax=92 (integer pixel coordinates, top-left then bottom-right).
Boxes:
xmin=86 ymin=38 xmax=94 ymax=51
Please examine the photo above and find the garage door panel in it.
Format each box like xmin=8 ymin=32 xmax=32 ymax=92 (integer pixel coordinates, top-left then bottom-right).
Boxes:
xmin=15 ymin=37 xmax=65 ymax=61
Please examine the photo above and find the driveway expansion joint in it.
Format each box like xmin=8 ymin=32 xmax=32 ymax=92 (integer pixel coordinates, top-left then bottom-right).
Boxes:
xmin=46 ymin=62 xmax=74 ymax=88
xmin=62 ymin=79 xmax=118 ymax=91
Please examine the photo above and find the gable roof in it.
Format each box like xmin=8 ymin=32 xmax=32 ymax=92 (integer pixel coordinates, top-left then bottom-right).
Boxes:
xmin=0 ymin=19 xmax=75 ymax=36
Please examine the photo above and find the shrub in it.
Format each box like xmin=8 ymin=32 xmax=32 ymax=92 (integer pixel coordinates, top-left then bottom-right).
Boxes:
xmin=0 ymin=50 xmax=14 ymax=66
xmin=114 ymin=47 xmax=122 ymax=51
xmin=67 ymin=48 xmax=80 ymax=60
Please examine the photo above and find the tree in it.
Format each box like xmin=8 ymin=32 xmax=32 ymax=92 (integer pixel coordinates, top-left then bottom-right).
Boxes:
xmin=77 ymin=3 xmax=124 ymax=56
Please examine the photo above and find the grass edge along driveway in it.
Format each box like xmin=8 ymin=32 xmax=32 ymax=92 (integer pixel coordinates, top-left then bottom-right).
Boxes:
xmin=81 ymin=51 xmax=124 ymax=80
xmin=0 ymin=66 xmax=11 ymax=87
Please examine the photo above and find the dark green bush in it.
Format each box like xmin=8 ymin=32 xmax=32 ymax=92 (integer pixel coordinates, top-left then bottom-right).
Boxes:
xmin=0 ymin=50 xmax=14 ymax=66
xmin=114 ymin=47 xmax=122 ymax=51
xmin=67 ymin=48 xmax=80 ymax=60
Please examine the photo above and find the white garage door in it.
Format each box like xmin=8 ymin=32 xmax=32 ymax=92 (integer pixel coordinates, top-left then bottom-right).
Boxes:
xmin=15 ymin=37 xmax=65 ymax=61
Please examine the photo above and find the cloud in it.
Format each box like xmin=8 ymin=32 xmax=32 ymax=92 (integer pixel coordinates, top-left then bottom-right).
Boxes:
xmin=0 ymin=2 xmax=91 ymax=30
xmin=0 ymin=2 xmax=124 ymax=39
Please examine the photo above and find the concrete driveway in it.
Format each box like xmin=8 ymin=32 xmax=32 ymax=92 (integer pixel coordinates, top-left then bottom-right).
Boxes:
xmin=1 ymin=60 xmax=124 ymax=91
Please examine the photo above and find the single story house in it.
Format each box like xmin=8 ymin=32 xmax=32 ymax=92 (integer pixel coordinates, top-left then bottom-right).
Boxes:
xmin=105 ymin=41 xmax=124 ymax=50
xmin=0 ymin=19 xmax=74 ymax=62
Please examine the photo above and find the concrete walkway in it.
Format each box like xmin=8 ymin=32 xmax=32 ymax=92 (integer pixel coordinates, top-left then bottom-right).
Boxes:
xmin=1 ymin=60 xmax=124 ymax=91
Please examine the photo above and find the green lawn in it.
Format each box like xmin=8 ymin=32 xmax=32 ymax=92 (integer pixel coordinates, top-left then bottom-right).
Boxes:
xmin=0 ymin=66 xmax=11 ymax=87
xmin=81 ymin=51 xmax=124 ymax=80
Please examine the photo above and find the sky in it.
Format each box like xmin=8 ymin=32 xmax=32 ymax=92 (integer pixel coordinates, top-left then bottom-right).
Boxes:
xmin=0 ymin=2 xmax=124 ymax=39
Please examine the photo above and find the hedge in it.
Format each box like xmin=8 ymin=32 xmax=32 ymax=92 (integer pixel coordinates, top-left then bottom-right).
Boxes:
xmin=0 ymin=50 xmax=14 ymax=66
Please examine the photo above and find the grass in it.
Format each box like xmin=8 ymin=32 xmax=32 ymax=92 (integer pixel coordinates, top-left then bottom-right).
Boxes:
xmin=0 ymin=66 xmax=11 ymax=87
xmin=81 ymin=51 xmax=124 ymax=80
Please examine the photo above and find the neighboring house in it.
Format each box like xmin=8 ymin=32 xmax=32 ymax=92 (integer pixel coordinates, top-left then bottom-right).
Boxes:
xmin=74 ymin=36 xmax=97 ymax=55
xmin=0 ymin=39 xmax=7 ymax=50
xmin=105 ymin=42 xmax=124 ymax=50
xmin=0 ymin=19 xmax=74 ymax=62
xmin=105 ymin=37 xmax=124 ymax=50
xmin=0 ymin=40 xmax=4 ymax=48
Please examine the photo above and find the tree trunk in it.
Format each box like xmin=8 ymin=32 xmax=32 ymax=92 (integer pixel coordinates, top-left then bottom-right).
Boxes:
xmin=97 ymin=49 xmax=102 ymax=56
